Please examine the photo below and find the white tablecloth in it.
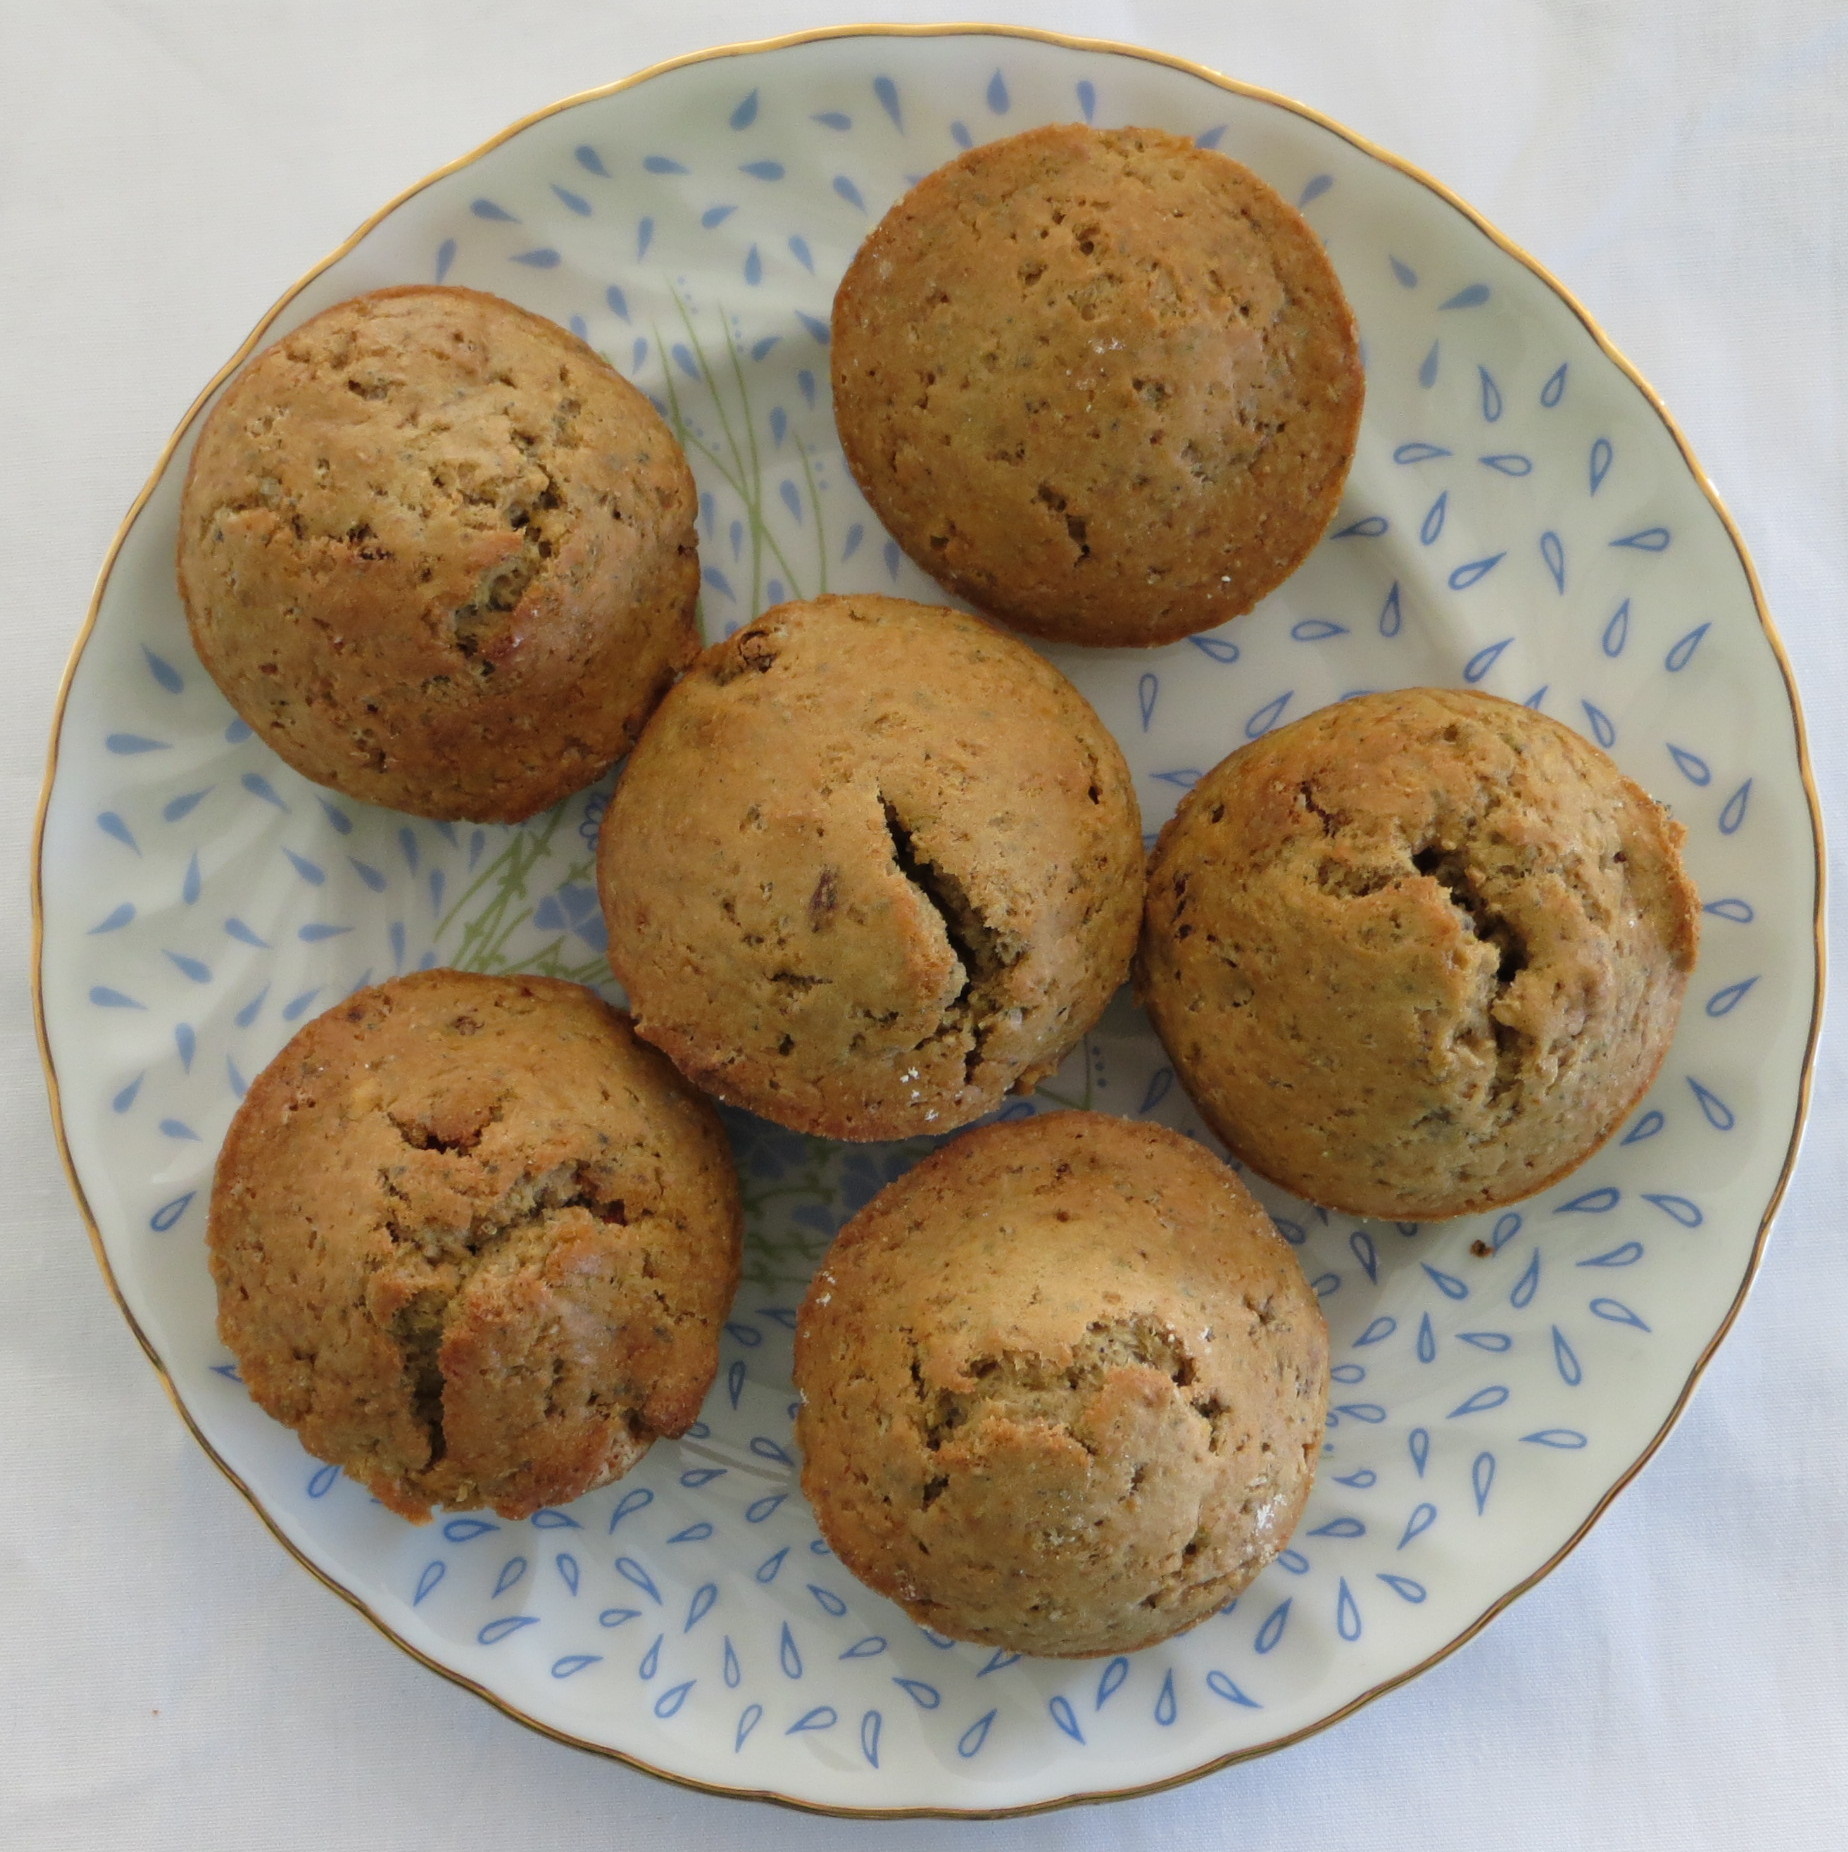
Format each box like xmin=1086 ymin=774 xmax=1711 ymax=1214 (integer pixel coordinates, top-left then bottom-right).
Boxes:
xmin=7 ymin=2 xmax=1845 ymax=1845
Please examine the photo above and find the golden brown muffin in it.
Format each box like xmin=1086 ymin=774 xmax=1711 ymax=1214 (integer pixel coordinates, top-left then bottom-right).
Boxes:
xmin=598 ymin=593 xmax=1144 ymax=1140
xmin=830 ymin=123 xmax=1363 ymax=649
xmin=208 ymin=970 xmax=741 ymax=1522
xmin=1139 ymin=688 xmax=1701 ymax=1220
xmin=177 ymin=286 xmax=699 ymax=822
xmin=794 ymin=1111 xmax=1328 ymax=1657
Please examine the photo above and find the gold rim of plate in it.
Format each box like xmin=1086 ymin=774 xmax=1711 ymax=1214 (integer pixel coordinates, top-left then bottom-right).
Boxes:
xmin=30 ymin=20 xmax=1827 ymax=1819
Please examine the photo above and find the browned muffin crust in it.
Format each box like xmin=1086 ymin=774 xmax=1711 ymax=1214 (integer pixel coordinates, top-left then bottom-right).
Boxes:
xmin=598 ymin=594 xmax=1144 ymax=1140
xmin=831 ymin=123 xmax=1363 ymax=649
xmin=1139 ymin=688 xmax=1701 ymax=1220
xmin=794 ymin=1111 xmax=1328 ymax=1657
xmin=178 ymin=286 xmax=699 ymax=822
xmin=208 ymin=970 xmax=742 ymax=1522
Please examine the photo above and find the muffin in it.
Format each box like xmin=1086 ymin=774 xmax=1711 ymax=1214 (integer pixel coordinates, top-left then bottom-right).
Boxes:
xmin=831 ymin=123 xmax=1363 ymax=649
xmin=208 ymin=970 xmax=741 ymax=1522
xmin=794 ymin=1111 xmax=1328 ymax=1657
xmin=598 ymin=593 xmax=1144 ymax=1139
xmin=177 ymin=285 xmax=699 ymax=822
xmin=1139 ymin=688 xmax=1701 ymax=1220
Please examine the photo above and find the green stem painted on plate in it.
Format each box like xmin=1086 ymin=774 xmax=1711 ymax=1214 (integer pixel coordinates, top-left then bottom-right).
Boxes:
xmin=652 ymin=293 xmax=817 ymax=623
xmin=795 ymin=429 xmax=829 ymax=598
xmin=432 ymin=809 xmax=605 ymax=983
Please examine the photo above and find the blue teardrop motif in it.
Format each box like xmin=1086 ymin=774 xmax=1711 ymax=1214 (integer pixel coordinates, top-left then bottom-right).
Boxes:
xmin=1472 ymin=1451 xmax=1496 ymax=1513
xmin=1541 ymin=531 xmax=1566 ymax=592
xmin=1552 ymin=1326 xmax=1583 ymax=1386
xmin=1666 ymin=623 xmax=1710 ymax=671
xmin=1558 ymin=1187 xmax=1620 ymax=1213
xmin=1720 ymin=780 xmax=1752 ymax=835
xmin=1579 ymin=1241 xmax=1644 ymax=1267
xmin=1688 ymin=1078 xmax=1735 ymax=1130
xmin=1337 ymin=1579 xmax=1363 ymax=1640
xmin=1602 ymin=600 xmax=1630 ymax=656
xmin=1512 ymin=1250 xmax=1541 ymax=1308
xmin=1462 ymin=637 xmax=1512 ymax=683
xmin=1590 ymin=437 xmax=1613 ymax=494
xmin=957 ymin=1709 xmax=997 ymax=1757
xmin=1399 ymin=1503 xmax=1437 ymax=1548
xmin=1706 ymin=977 xmax=1758 ymax=1017
xmin=1245 ymin=690 xmax=1294 ymax=738
xmin=615 ymin=1558 xmax=661 ymax=1604
xmin=1449 ymin=554 xmax=1506 ymax=591
xmin=609 ymin=1487 xmax=653 ymax=1531
xmin=1590 ymin=1298 xmax=1651 ymax=1331
xmin=1254 ymin=1600 xmax=1291 ymax=1653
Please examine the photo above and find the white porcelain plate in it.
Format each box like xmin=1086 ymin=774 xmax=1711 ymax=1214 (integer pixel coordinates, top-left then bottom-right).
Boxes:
xmin=37 ymin=26 xmax=1821 ymax=1817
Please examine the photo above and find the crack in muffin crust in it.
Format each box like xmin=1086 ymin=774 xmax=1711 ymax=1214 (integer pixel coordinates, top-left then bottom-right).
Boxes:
xmin=795 ymin=1112 xmax=1328 ymax=1656
xmin=878 ymin=796 xmax=1025 ymax=1085
xmin=207 ymin=971 xmax=742 ymax=1522
xmin=599 ymin=594 xmax=1144 ymax=1139
xmin=1139 ymin=688 xmax=1700 ymax=1218
xmin=177 ymin=286 xmax=699 ymax=821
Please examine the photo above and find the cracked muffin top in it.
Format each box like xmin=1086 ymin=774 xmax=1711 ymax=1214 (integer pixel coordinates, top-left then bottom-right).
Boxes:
xmin=177 ymin=285 xmax=699 ymax=822
xmin=1139 ymin=688 xmax=1701 ymax=1220
xmin=794 ymin=1110 xmax=1328 ymax=1657
xmin=596 ymin=593 xmax=1144 ymax=1141
xmin=207 ymin=969 xmax=741 ymax=1522
xmin=830 ymin=123 xmax=1363 ymax=649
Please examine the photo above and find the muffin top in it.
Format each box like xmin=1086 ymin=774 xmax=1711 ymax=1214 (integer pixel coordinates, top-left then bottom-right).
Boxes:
xmin=1139 ymin=688 xmax=1701 ymax=1219
xmin=208 ymin=970 xmax=741 ymax=1522
xmin=178 ymin=285 xmax=699 ymax=822
xmin=794 ymin=1111 xmax=1329 ymax=1657
xmin=598 ymin=594 xmax=1144 ymax=1140
xmin=831 ymin=123 xmax=1363 ymax=649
